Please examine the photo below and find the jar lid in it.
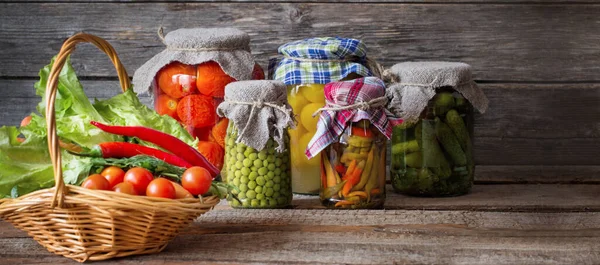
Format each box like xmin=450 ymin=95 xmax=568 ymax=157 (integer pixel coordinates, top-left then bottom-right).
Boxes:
xmin=163 ymin=28 xmax=250 ymax=52
xmin=270 ymin=37 xmax=373 ymax=85
xmin=386 ymin=61 xmax=489 ymax=124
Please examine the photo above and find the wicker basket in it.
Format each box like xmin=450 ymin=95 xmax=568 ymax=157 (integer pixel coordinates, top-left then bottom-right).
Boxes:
xmin=0 ymin=33 xmax=220 ymax=262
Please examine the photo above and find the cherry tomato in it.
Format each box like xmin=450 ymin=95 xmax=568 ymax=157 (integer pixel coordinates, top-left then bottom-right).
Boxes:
xmin=157 ymin=62 xmax=197 ymax=99
xmin=169 ymin=180 xmax=194 ymax=199
xmin=81 ymin=174 xmax=110 ymax=190
xmin=101 ymin=166 xmax=126 ymax=188
xmin=123 ymin=167 xmax=154 ymax=195
xmin=112 ymin=182 xmax=137 ymax=195
xmin=146 ymin=178 xmax=176 ymax=199
xmin=181 ymin=167 xmax=212 ymax=196
xmin=20 ymin=116 xmax=32 ymax=127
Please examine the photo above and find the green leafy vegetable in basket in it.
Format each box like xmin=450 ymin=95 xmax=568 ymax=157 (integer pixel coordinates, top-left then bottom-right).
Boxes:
xmin=0 ymin=57 xmax=199 ymax=198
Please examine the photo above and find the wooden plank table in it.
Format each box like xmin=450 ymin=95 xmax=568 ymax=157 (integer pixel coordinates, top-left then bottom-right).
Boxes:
xmin=1 ymin=184 xmax=599 ymax=264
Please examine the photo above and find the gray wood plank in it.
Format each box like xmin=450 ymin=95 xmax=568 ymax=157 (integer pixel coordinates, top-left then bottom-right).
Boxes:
xmin=0 ymin=3 xmax=599 ymax=81
xmin=5 ymin=0 xmax=600 ymax=3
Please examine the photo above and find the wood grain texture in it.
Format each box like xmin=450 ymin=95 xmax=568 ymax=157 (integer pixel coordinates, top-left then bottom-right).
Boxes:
xmin=1 ymin=201 xmax=599 ymax=264
xmin=0 ymin=3 xmax=599 ymax=81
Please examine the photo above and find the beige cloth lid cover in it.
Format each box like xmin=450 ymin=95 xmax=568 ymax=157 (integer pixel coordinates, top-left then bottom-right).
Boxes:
xmin=132 ymin=28 xmax=256 ymax=96
xmin=386 ymin=61 xmax=489 ymax=124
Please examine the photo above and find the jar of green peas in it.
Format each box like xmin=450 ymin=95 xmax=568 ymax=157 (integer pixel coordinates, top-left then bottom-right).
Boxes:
xmin=217 ymin=80 xmax=295 ymax=208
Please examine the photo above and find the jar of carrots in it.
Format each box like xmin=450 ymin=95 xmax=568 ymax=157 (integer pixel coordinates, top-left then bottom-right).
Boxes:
xmin=133 ymin=28 xmax=264 ymax=172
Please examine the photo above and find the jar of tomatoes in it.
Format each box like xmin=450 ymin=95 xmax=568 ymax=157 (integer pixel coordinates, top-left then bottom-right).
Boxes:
xmin=270 ymin=37 xmax=375 ymax=195
xmin=385 ymin=62 xmax=489 ymax=197
xmin=305 ymin=77 xmax=400 ymax=209
xmin=217 ymin=80 xmax=295 ymax=208
xmin=133 ymin=28 xmax=263 ymax=172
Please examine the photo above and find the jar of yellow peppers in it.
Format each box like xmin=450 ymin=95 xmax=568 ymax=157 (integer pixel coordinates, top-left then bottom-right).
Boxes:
xmin=305 ymin=77 xmax=400 ymax=209
xmin=270 ymin=37 xmax=374 ymax=194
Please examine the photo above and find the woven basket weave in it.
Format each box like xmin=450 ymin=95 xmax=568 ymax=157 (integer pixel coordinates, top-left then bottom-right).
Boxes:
xmin=0 ymin=33 xmax=220 ymax=262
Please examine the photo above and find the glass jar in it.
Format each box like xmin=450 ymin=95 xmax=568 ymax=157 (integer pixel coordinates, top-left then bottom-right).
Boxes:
xmin=153 ymin=61 xmax=264 ymax=171
xmin=224 ymin=123 xmax=292 ymax=208
xmin=320 ymin=120 xmax=387 ymax=209
xmin=390 ymin=88 xmax=475 ymax=197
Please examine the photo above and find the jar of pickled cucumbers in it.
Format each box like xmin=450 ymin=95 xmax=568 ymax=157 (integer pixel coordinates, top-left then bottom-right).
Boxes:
xmin=305 ymin=77 xmax=400 ymax=209
xmin=270 ymin=37 xmax=375 ymax=194
xmin=133 ymin=28 xmax=264 ymax=172
xmin=385 ymin=62 xmax=489 ymax=197
xmin=217 ymin=80 xmax=295 ymax=208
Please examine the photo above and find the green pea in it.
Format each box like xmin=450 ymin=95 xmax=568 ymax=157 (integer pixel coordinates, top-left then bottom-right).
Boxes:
xmin=240 ymin=175 xmax=249 ymax=184
xmin=255 ymin=186 xmax=263 ymax=194
xmin=231 ymin=188 xmax=239 ymax=195
xmin=253 ymin=159 xmax=263 ymax=168
xmin=251 ymin=166 xmax=258 ymax=172
xmin=246 ymin=146 xmax=256 ymax=154
xmin=227 ymin=138 xmax=235 ymax=146
xmin=241 ymin=167 xmax=250 ymax=176
xmin=246 ymin=190 xmax=256 ymax=199
xmin=273 ymin=176 xmax=281 ymax=183
xmin=265 ymin=187 xmax=274 ymax=197
xmin=268 ymin=148 xmax=275 ymax=155
xmin=249 ymin=172 xmax=258 ymax=181
xmin=258 ymin=167 xmax=268 ymax=176
xmin=248 ymin=180 xmax=257 ymax=189
xmin=275 ymin=158 xmax=282 ymax=167
xmin=263 ymin=160 xmax=269 ymax=167
xmin=273 ymin=183 xmax=281 ymax=191
xmin=242 ymin=200 xmax=251 ymax=207
xmin=233 ymin=178 xmax=241 ymax=186
xmin=267 ymin=138 xmax=274 ymax=147
xmin=235 ymin=161 xmax=243 ymax=169
xmin=239 ymin=184 xmax=248 ymax=192
xmin=238 ymin=192 xmax=247 ymax=199
xmin=251 ymin=199 xmax=259 ymax=207
xmin=256 ymin=176 xmax=265 ymax=186
xmin=256 ymin=193 xmax=265 ymax=200
xmin=266 ymin=180 xmax=274 ymax=188
xmin=267 ymin=155 xmax=275 ymax=163
xmin=274 ymin=168 xmax=282 ymax=176
xmin=269 ymin=199 xmax=277 ymax=207
xmin=243 ymin=158 xmax=252 ymax=167
xmin=236 ymin=145 xmax=245 ymax=153
xmin=260 ymin=199 xmax=268 ymax=207
xmin=258 ymin=151 xmax=267 ymax=160
xmin=236 ymin=153 xmax=244 ymax=161
xmin=248 ymin=153 xmax=258 ymax=160
xmin=277 ymin=197 xmax=288 ymax=205
xmin=230 ymin=200 xmax=240 ymax=207
xmin=268 ymin=163 xmax=276 ymax=171
xmin=266 ymin=171 xmax=275 ymax=180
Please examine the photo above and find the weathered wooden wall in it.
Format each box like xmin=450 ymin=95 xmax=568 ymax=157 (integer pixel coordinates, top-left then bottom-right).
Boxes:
xmin=0 ymin=1 xmax=598 ymax=183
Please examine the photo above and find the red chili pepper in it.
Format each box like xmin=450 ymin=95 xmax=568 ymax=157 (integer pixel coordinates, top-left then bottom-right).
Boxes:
xmin=90 ymin=121 xmax=219 ymax=178
xmin=91 ymin=142 xmax=193 ymax=168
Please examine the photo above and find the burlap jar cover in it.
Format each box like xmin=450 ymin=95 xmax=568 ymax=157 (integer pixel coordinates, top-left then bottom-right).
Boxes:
xmin=133 ymin=27 xmax=257 ymax=98
xmin=385 ymin=62 xmax=489 ymax=124
xmin=217 ymin=80 xmax=295 ymax=152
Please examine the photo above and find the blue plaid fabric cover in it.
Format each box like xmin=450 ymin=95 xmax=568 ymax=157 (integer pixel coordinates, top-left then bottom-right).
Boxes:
xmin=269 ymin=37 xmax=373 ymax=85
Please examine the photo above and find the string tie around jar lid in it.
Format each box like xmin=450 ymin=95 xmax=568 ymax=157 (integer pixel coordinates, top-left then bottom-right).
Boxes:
xmin=312 ymin=96 xmax=388 ymax=117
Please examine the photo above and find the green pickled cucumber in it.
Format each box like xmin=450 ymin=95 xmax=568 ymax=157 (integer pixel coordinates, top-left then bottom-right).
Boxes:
xmin=405 ymin=152 xmax=423 ymax=168
xmin=445 ymin=109 xmax=471 ymax=151
xmin=414 ymin=121 xmax=422 ymax=144
xmin=420 ymin=120 xmax=446 ymax=168
xmin=225 ymin=126 xmax=291 ymax=208
xmin=435 ymin=118 xmax=467 ymax=166
xmin=433 ymin=92 xmax=455 ymax=116
xmin=417 ymin=168 xmax=435 ymax=192
xmin=391 ymin=140 xmax=420 ymax=155
xmin=392 ymin=154 xmax=406 ymax=169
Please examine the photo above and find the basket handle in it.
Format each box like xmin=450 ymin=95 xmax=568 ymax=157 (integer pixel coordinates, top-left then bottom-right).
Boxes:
xmin=46 ymin=33 xmax=131 ymax=208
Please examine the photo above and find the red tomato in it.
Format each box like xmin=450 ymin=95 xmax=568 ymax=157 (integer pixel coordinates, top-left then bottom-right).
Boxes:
xmin=81 ymin=174 xmax=110 ymax=190
xmin=146 ymin=178 xmax=176 ymax=199
xmin=181 ymin=167 xmax=212 ymax=196
xmin=112 ymin=182 xmax=137 ymax=195
xmin=123 ymin=167 xmax=154 ymax=195
xmin=101 ymin=166 xmax=126 ymax=188
xmin=157 ymin=62 xmax=197 ymax=99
